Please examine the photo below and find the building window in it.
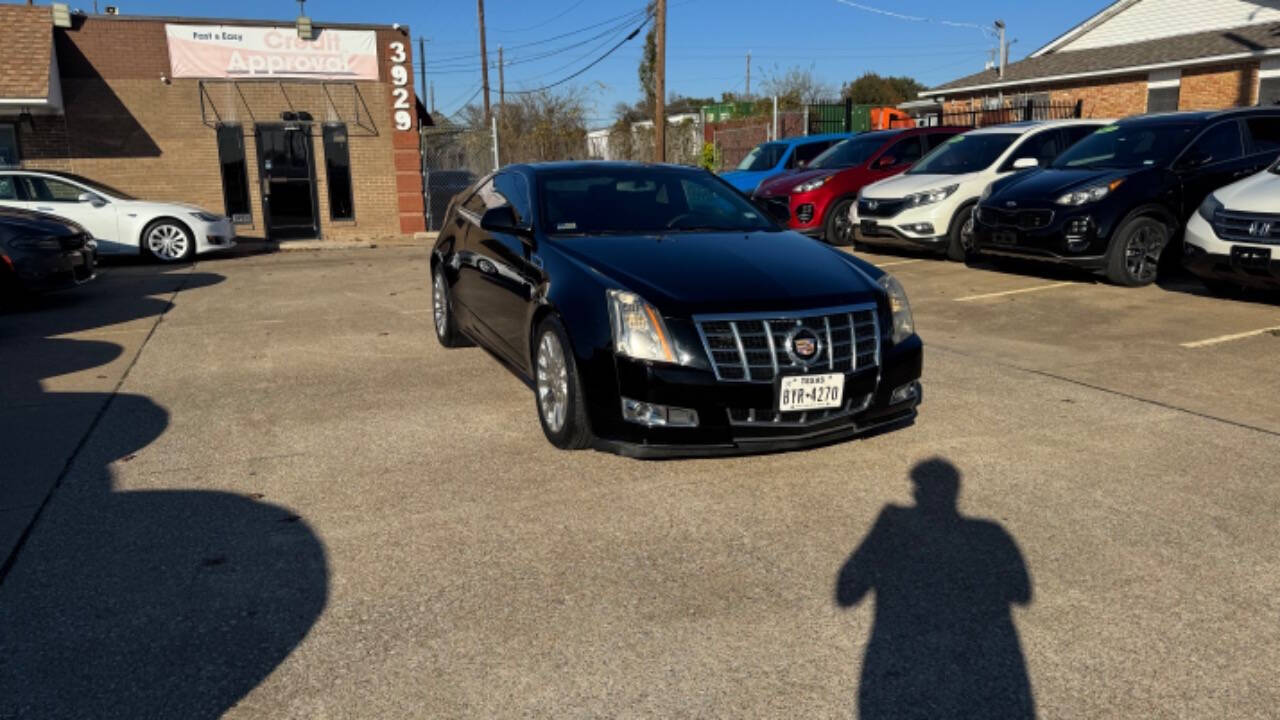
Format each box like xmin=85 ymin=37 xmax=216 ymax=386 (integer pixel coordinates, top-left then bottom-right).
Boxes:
xmin=1260 ymin=59 xmax=1280 ymax=106
xmin=1146 ymin=70 xmax=1181 ymax=113
xmin=322 ymin=124 xmax=354 ymax=221
xmin=0 ymin=125 xmax=18 ymax=168
xmin=215 ymin=124 xmax=252 ymax=224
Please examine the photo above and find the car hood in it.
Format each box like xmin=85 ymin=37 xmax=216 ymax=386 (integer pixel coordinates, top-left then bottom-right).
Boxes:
xmin=862 ymin=172 xmax=973 ymax=199
xmin=550 ymin=230 xmax=882 ymax=315
xmin=116 ymin=199 xmax=217 ymax=216
xmin=755 ymin=168 xmax=837 ymax=196
xmin=0 ymin=206 xmax=86 ymax=236
xmin=994 ymin=167 xmax=1130 ymax=201
xmin=1213 ymin=168 xmax=1280 ymax=212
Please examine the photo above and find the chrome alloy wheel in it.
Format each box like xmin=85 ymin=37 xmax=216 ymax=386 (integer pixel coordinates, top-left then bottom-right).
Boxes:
xmin=960 ymin=215 xmax=976 ymax=251
xmin=832 ymin=204 xmax=855 ymax=244
xmin=146 ymin=223 xmax=190 ymax=261
xmin=535 ymin=331 xmax=569 ymax=433
xmin=432 ymin=269 xmax=448 ymax=338
xmin=1123 ymin=225 xmax=1165 ymax=284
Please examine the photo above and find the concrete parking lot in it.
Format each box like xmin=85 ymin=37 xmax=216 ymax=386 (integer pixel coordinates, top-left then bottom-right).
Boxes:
xmin=2 ymin=245 xmax=1278 ymax=718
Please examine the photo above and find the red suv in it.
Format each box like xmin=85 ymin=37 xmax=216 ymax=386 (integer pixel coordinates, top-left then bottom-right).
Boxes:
xmin=753 ymin=126 xmax=966 ymax=245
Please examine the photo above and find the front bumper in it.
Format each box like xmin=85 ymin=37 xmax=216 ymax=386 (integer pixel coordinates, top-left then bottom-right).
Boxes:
xmin=971 ymin=203 xmax=1113 ymax=269
xmin=590 ymin=334 xmax=923 ymax=459
xmin=197 ymin=219 xmax=238 ymax=254
xmin=851 ymin=202 xmax=949 ymax=251
xmin=1183 ymin=213 xmax=1280 ymax=289
xmin=753 ymin=191 xmax=830 ymax=235
xmin=3 ymin=245 xmax=97 ymax=293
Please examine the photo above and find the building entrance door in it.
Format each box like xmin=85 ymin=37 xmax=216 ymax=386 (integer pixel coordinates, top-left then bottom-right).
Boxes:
xmin=255 ymin=123 xmax=319 ymax=240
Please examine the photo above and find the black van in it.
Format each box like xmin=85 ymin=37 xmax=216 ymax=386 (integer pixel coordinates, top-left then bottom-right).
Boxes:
xmin=969 ymin=108 xmax=1280 ymax=286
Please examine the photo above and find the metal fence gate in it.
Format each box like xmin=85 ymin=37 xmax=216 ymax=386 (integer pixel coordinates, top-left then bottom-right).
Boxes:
xmin=421 ymin=127 xmax=495 ymax=231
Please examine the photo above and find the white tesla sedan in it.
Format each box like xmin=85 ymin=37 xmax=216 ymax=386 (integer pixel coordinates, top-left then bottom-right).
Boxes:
xmin=0 ymin=170 xmax=235 ymax=262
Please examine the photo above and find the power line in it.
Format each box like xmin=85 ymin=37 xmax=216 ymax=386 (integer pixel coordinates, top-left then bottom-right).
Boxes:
xmin=503 ymin=8 xmax=648 ymax=86
xmin=832 ymin=0 xmax=997 ymax=38
xmin=506 ymin=16 xmax=650 ymax=96
xmin=490 ymin=0 xmax=589 ymax=33
xmin=428 ymin=6 xmax=647 ymax=65
xmin=428 ymin=9 xmax=646 ymax=74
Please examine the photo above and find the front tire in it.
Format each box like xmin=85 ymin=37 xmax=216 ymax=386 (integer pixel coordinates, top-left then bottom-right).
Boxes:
xmin=824 ymin=198 xmax=855 ymax=247
xmin=1105 ymin=216 xmax=1168 ymax=287
xmin=432 ymin=264 xmax=466 ymax=348
xmin=946 ymin=203 xmax=976 ymax=262
xmin=533 ymin=316 xmax=592 ymax=450
xmin=142 ymin=219 xmax=194 ymax=263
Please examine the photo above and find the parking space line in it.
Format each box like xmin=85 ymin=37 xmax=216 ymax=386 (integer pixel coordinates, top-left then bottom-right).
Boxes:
xmin=953 ymin=282 xmax=1077 ymax=302
xmin=874 ymin=259 xmax=926 ymax=268
xmin=1180 ymin=325 xmax=1280 ymax=349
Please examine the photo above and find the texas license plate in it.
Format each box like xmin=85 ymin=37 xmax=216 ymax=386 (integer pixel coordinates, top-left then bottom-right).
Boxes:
xmin=992 ymin=230 xmax=1018 ymax=245
xmin=1231 ymin=245 xmax=1271 ymax=269
xmin=860 ymin=219 xmax=877 ymax=236
xmin=778 ymin=373 xmax=844 ymax=412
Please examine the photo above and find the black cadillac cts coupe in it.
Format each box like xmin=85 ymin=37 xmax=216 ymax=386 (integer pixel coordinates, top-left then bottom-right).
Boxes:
xmin=430 ymin=162 xmax=922 ymax=457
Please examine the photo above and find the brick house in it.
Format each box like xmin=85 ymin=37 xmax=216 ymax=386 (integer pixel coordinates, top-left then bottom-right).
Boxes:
xmin=0 ymin=4 xmax=425 ymax=241
xmin=921 ymin=0 xmax=1280 ymax=120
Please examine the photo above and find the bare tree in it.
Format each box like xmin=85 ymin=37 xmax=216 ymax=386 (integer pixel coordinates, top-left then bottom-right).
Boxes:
xmin=459 ymin=88 xmax=590 ymax=164
xmin=759 ymin=64 xmax=834 ymax=109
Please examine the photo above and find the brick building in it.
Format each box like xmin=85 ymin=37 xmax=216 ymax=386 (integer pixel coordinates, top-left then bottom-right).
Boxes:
xmin=922 ymin=0 xmax=1280 ymax=121
xmin=0 ymin=4 xmax=425 ymax=240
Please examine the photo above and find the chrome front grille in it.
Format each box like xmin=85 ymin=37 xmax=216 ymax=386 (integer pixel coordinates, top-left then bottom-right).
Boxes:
xmin=727 ymin=393 xmax=874 ymax=427
xmin=694 ymin=305 xmax=880 ymax=383
xmin=1213 ymin=210 xmax=1280 ymax=245
xmin=977 ymin=206 xmax=1054 ymax=229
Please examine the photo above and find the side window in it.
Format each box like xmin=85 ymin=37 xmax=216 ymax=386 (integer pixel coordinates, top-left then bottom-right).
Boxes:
xmin=0 ymin=126 xmax=18 ymax=168
xmin=1182 ymin=121 xmax=1244 ymax=166
xmin=1244 ymin=116 xmax=1280 ymax=156
xmin=493 ymin=172 xmax=532 ymax=224
xmin=461 ymin=178 xmax=492 ymax=216
xmin=0 ymin=175 xmax=18 ymax=200
xmin=792 ymin=141 xmax=830 ymax=168
xmin=21 ymin=177 xmax=84 ymax=202
xmin=885 ymin=136 xmax=924 ymax=166
xmin=1004 ymin=130 xmax=1063 ymax=170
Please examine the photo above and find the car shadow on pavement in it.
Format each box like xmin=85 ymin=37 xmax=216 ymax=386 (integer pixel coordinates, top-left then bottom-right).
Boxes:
xmin=0 ymin=268 xmax=328 ymax=719
xmin=835 ymin=458 xmax=1035 ymax=720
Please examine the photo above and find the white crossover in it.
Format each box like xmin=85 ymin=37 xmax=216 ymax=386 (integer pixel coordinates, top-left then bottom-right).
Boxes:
xmin=1184 ymin=163 xmax=1280 ymax=293
xmin=0 ymin=170 xmax=235 ymax=262
xmin=853 ymin=119 xmax=1108 ymax=261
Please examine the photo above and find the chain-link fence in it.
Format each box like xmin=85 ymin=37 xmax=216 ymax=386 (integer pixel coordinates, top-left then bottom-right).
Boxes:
xmin=712 ymin=124 xmax=770 ymax=172
xmin=601 ymin=118 xmax=704 ymax=166
xmin=421 ymin=127 xmax=494 ymax=231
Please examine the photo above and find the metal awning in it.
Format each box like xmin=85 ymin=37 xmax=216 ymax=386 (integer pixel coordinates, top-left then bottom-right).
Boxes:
xmin=197 ymin=79 xmax=378 ymax=136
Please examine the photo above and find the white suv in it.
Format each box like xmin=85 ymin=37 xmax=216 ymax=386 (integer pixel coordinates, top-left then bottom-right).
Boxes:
xmin=852 ymin=120 xmax=1107 ymax=261
xmin=1184 ymin=162 xmax=1280 ymax=293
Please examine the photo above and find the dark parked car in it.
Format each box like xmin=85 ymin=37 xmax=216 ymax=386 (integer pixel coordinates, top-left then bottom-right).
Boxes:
xmin=0 ymin=206 xmax=96 ymax=298
xmin=431 ymin=162 xmax=923 ymax=457
xmin=971 ymin=108 xmax=1280 ymax=286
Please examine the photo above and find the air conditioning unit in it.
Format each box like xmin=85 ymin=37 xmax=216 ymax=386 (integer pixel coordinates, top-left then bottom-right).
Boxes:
xmin=105 ymin=6 xmax=120 ymax=14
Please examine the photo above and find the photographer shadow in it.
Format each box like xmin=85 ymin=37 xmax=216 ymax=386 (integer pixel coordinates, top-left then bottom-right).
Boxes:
xmin=835 ymin=458 xmax=1035 ymax=720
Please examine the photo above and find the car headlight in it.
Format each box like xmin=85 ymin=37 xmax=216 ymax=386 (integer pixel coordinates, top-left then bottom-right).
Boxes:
xmin=607 ymin=289 xmax=690 ymax=365
xmin=877 ymin=273 xmax=914 ymax=344
xmin=1056 ymin=178 xmax=1124 ymax=206
xmin=189 ymin=210 xmax=225 ymax=223
xmin=1197 ymin=194 xmax=1223 ymax=223
xmin=793 ymin=175 xmax=831 ymax=193
xmin=903 ymin=184 xmax=959 ymax=209
xmin=7 ymin=236 xmax=62 ymax=251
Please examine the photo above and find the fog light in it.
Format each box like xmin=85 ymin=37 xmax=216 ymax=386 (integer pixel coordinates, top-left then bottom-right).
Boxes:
xmin=621 ymin=397 xmax=699 ymax=428
xmin=796 ymin=204 xmax=814 ymax=223
xmin=889 ymin=381 xmax=920 ymax=404
xmin=903 ymin=223 xmax=935 ymax=235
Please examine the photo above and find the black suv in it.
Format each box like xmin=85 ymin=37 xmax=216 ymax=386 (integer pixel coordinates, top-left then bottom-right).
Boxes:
xmin=970 ymin=108 xmax=1280 ymax=286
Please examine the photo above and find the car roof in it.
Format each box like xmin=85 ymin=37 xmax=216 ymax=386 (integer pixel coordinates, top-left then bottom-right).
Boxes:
xmin=774 ymin=132 xmax=852 ymax=145
xmin=518 ymin=161 xmax=711 ymax=175
xmin=1118 ymin=107 xmax=1280 ymax=126
xmin=964 ymin=118 xmax=1112 ymax=136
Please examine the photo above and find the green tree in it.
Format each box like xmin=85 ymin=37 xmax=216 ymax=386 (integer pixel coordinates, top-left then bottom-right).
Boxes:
xmin=637 ymin=1 xmax=658 ymax=112
xmin=841 ymin=73 xmax=927 ymax=105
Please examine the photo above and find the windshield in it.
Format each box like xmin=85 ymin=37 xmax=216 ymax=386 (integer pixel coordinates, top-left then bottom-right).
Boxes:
xmin=539 ymin=168 xmax=776 ymax=235
xmin=908 ymin=133 xmax=1017 ymax=175
xmin=57 ymin=173 xmax=137 ymax=200
xmin=1052 ymin=123 xmax=1196 ymax=170
xmin=735 ymin=142 xmax=787 ymax=171
xmin=809 ymin=135 xmax=885 ymax=170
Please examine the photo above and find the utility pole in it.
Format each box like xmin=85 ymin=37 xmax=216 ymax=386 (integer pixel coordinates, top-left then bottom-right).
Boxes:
xmin=417 ymin=37 xmax=427 ymax=117
xmin=430 ymin=82 xmax=435 ymax=113
xmin=654 ymin=0 xmax=667 ymax=162
xmin=995 ymin=20 xmax=1007 ymax=79
xmin=478 ymin=0 xmax=491 ymax=122
xmin=745 ymin=50 xmax=751 ymax=99
xmin=498 ymin=46 xmax=505 ymax=113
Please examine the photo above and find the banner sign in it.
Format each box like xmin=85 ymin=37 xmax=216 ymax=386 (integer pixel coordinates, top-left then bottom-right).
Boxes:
xmin=165 ymin=24 xmax=378 ymax=81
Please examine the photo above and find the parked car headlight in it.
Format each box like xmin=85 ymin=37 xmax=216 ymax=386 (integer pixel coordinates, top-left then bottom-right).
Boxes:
xmin=904 ymin=184 xmax=959 ymax=209
xmin=793 ymin=175 xmax=831 ymax=193
xmin=189 ymin=210 xmax=225 ymax=223
xmin=877 ymin=274 xmax=914 ymax=344
xmin=1197 ymin=194 xmax=1223 ymax=223
xmin=7 ymin=236 xmax=62 ymax=251
xmin=1056 ymin=179 xmax=1124 ymax=206
xmin=607 ymin=289 xmax=690 ymax=365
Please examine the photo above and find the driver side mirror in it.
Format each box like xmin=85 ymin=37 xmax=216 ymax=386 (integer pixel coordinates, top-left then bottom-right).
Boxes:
xmin=77 ymin=192 xmax=106 ymax=208
xmin=480 ymin=205 xmax=532 ymax=240
xmin=1011 ymin=157 xmax=1040 ymax=170
xmin=874 ymin=155 xmax=897 ymax=169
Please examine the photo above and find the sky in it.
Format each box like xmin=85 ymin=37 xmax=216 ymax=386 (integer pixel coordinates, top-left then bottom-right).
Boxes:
xmin=45 ymin=0 xmax=1114 ymax=126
